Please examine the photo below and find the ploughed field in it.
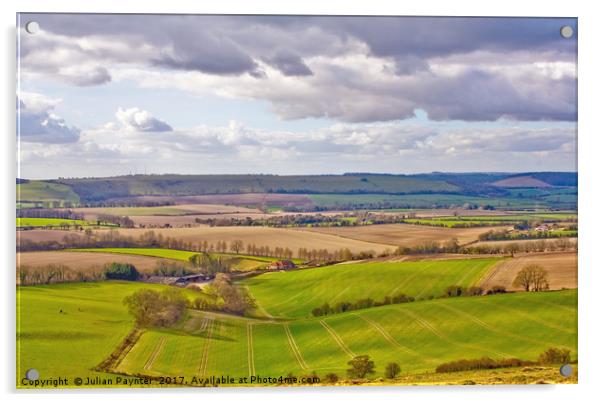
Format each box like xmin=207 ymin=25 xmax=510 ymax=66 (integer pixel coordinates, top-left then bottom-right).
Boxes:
xmin=17 ymin=279 xmax=577 ymax=385
xmin=479 ymin=251 xmax=577 ymax=291
xmin=296 ymin=224 xmax=505 ymax=247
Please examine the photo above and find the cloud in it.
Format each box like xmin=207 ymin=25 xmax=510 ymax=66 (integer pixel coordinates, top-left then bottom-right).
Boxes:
xmin=115 ymin=107 xmax=173 ymax=132
xmin=18 ymin=14 xmax=577 ymax=122
xmin=263 ymin=49 xmax=313 ymax=76
xmin=17 ymin=92 xmax=80 ymax=143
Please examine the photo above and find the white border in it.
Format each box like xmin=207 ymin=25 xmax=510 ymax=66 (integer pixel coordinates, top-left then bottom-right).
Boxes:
xmin=2 ymin=1 xmax=601 ymax=402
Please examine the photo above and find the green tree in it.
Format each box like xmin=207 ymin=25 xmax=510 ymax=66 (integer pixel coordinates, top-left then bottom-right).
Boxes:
xmin=123 ymin=288 xmax=187 ymax=327
xmin=346 ymin=355 xmax=375 ymax=379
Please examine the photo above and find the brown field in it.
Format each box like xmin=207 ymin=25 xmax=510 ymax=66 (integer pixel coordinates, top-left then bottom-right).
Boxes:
xmin=479 ymin=251 xmax=577 ymax=291
xmin=17 ymin=251 xmax=169 ymax=273
xmin=297 ymin=224 xmax=509 ymax=247
xmin=17 ymin=229 xmax=83 ymax=244
xmin=16 ymin=226 xmax=393 ymax=255
xmin=113 ymin=226 xmax=393 ymax=254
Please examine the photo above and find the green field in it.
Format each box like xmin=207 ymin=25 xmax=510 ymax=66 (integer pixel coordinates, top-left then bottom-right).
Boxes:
xmin=16 ymin=281 xmax=203 ymax=384
xmin=108 ymin=289 xmax=579 ymax=379
xmin=17 ymin=217 xmax=96 ymax=228
xmin=243 ymin=258 xmax=501 ymax=318
xmin=401 ymin=213 xmax=577 ymax=228
xmin=17 ymin=275 xmax=577 ymax=387
xmin=17 ymin=181 xmax=80 ymax=207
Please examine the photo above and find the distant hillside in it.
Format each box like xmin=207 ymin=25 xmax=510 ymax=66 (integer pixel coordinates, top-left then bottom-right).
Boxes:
xmin=492 ymin=176 xmax=553 ymax=188
xmin=53 ymin=174 xmax=460 ymax=202
xmin=15 ymin=172 xmax=577 ymax=209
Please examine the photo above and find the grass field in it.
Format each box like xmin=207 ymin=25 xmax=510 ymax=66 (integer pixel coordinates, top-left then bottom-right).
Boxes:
xmin=17 ymin=277 xmax=577 ymax=387
xmin=243 ymin=258 xmax=501 ymax=318
xmin=115 ymin=289 xmax=577 ymax=382
xmin=17 ymin=181 xmax=80 ymax=207
xmin=16 ymin=281 xmax=202 ymax=384
xmin=17 ymin=217 xmax=97 ymax=228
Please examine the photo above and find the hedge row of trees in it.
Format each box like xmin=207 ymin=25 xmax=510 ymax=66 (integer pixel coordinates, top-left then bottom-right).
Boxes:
xmin=16 ymin=208 xmax=84 ymax=220
xmin=18 ymin=262 xmax=140 ymax=285
xmin=435 ymin=347 xmax=571 ymax=373
xmin=478 ymin=228 xmax=577 ymax=242
xmin=311 ymin=294 xmax=415 ymax=317
xmin=462 ymin=238 xmax=577 ymax=255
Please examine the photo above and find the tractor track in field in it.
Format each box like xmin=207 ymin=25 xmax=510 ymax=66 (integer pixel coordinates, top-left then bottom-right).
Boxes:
xmin=434 ymin=303 xmax=562 ymax=349
xmin=144 ymin=336 xmax=166 ymax=371
xmin=395 ymin=307 xmax=514 ymax=359
xmin=472 ymin=298 xmax=575 ymax=335
xmin=247 ymin=323 xmax=256 ymax=377
xmin=353 ymin=313 xmax=441 ymax=364
xmin=198 ymin=318 xmax=215 ymax=376
xmin=319 ymin=320 xmax=355 ymax=358
xmin=283 ymin=324 xmax=309 ymax=370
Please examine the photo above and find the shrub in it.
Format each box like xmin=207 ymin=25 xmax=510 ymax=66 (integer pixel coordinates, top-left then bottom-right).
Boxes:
xmin=435 ymin=356 xmax=534 ymax=373
xmin=347 ymin=355 xmax=375 ymax=379
xmin=323 ymin=373 xmax=339 ymax=384
xmin=384 ymin=362 xmax=401 ymax=379
xmin=444 ymin=285 xmax=465 ymax=297
xmin=487 ymin=285 xmax=507 ymax=295
xmin=104 ymin=263 xmax=139 ymax=281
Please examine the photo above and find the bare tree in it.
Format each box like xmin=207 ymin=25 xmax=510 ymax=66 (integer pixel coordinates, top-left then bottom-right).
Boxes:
xmin=513 ymin=264 xmax=550 ymax=292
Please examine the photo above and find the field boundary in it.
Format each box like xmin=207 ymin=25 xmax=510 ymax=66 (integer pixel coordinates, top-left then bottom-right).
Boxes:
xmin=95 ymin=326 xmax=143 ymax=373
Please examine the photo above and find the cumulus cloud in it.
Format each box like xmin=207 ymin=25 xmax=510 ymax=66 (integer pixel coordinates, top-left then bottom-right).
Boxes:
xmin=115 ymin=107 xmax=173 ymax=132
xmin=17 ymin=92 xmax=80 ymax=143
xmin=18 ymin=14 xmax=577 ymax=122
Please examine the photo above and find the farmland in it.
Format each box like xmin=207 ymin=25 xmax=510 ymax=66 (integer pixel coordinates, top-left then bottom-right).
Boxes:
xmin=17 ymin=180 xmax=80 ymax=208
xmin=479 ymin=252 xmax=577 ymax=291
xmin=17 ymin=251 xmax=173 ymax=276
xmin=69 ymin=247 xmax=300 ymax=270
xmin=17 ymin=217 xmax=104 ymax=228
xmin=16 ymin=281 xmax=201 ymax=384
xmin=18 ymin=280 xmax=576 ymax=386
xmin=243 ymin=258 xmax=501 ymax=318
xmin=299 ymin=224 xmax=503 ymax=247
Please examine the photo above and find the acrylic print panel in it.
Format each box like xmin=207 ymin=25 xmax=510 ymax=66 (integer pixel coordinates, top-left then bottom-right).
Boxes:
xmin=16 ymin=14 xmax=577 ymax=389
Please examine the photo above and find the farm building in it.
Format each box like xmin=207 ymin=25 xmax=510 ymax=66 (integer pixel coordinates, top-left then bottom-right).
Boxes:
xmin=267 ymin=260 xmax=297 ymax=270
xmin=146 ymin=273 xmax=213 ymax=286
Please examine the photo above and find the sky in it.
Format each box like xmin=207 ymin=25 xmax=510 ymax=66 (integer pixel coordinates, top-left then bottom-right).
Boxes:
xmin=16 ymin=14 xmax=577 ymax=179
